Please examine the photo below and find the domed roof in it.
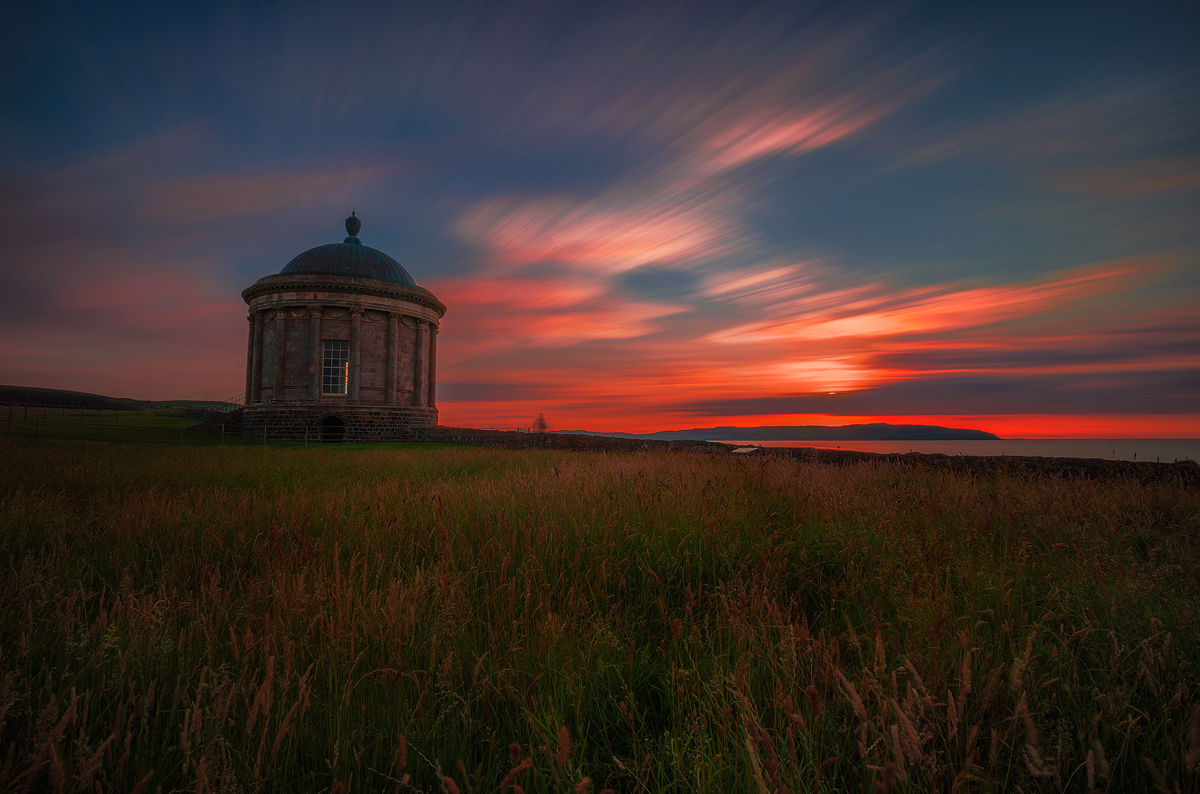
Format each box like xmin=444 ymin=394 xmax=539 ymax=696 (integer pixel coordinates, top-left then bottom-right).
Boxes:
xmin=279 ymin=212 xmax=417 ymax=286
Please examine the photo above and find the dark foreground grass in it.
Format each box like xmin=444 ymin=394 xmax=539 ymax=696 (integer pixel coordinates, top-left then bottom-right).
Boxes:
xmin=1 ymin=440 xmax=1198 ymax=793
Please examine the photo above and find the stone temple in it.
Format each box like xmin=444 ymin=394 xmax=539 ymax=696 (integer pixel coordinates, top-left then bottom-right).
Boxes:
xmin=241 ymin=213 xmax=446 ymax=441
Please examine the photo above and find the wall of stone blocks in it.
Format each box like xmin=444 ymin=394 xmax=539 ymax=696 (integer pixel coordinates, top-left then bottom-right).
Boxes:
xmin=320 ymin=318 xmax=351 ymax=342
xmin=241 ymin=405 xmax=440 ymax=440
xmin=244 ymin=281 xmax=442 ymax=410
xmin=359 ymin=319 xmax=387 ymax=397
xmin=261 ymin=323 xmax=278 ymax=401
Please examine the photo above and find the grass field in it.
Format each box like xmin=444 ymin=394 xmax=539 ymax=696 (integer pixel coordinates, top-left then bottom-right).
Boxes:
xmin=0 ymin=405 xmax=341 ymax=448
xmin=1 ymin=440 xmax=1198 ymax=792
xmin=0 ymin=406 xmax=209 ymax=445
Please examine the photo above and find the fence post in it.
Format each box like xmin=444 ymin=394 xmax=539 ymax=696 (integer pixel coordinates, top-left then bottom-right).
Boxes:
xmin=222 ymin=424 xmax=225 ymax=445
xmin=64 ymin=415 xmax=69 ymax=439
xmin=6 ymin=405 xmax=10 ymax=436
xmin=34 ymin=417 xmax=39 ymax=440
xmin=100 ymin=416 xmax=104 ymax=441
xmin=180 ymin=420 xmax=184 ymax=444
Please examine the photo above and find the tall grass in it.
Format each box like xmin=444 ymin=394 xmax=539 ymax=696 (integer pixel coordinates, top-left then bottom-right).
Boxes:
xmin=1 ymin=439 xmax=1197 ymax=792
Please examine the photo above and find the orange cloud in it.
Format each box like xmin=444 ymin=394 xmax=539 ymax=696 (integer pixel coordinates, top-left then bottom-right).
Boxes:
xmin=697 ymin=101 xmax=890 ymax=174
xmin=708 ymin=257 xmax=1163 ymax=345
xmin=435 ymin=247 xmax=1193 ymax=434
xmin=456 ymin=192 xmax=741 ymax=274
xmin=431 ymin=274 xmax=686 ymax=351
xmin=443 ymin=61 xmax=933 ymax=397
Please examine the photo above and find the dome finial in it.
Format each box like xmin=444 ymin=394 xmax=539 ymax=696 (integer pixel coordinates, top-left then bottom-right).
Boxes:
xmin=345 ymin=211 xmax=361 ymax=239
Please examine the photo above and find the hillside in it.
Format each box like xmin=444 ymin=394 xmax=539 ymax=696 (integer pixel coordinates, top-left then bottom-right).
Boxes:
xmin=0 ymin=384 xmax=220 ymax=410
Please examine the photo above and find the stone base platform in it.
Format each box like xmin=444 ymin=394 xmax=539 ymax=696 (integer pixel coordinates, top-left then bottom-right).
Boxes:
xmin=241 ymin=404 xmax=438 ymax=442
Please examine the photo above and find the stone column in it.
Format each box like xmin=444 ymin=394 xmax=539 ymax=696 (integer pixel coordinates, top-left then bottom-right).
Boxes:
xmin=274 ymin=311 xmax=287 ymax=401
xmin=413 ymin=320 xmax=426 ymax=406
xmin=250 ymin=312 xmax=264 ymax=403
xmin=427 ymin=323 xmax=438 ymax=408
xmin=349 ymin=308 xmax=363 ymax=402
xmin=386 ymin=313 xmax=399 ymax=404
xmin=308 ymin=306 xmax=322 ymax=400
xmin=244 ymin=313 xmax=255 ymax=401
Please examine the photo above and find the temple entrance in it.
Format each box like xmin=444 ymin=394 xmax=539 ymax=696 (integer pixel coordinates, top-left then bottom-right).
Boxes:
xmin=320 ymin=416 xmax=346 ymax=443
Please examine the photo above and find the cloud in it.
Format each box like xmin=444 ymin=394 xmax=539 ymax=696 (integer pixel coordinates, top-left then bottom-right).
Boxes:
xmin=434 ymin=249 xmax=1196 ymax=432
xmin=141 ymin=167 xmax=396 ymax=223
xmin=1043 ymin=158 xmax=1200 ymax=197
xmin=677 ymin=369 xmax=1200 ymax=418
xmin=430 ymin=273 xmax=686 ymax=350
xmin=707 ymin=257 xmax=1163 ymax=345
xmin=3 ymin=2 xmax=1196 ymax=436
xmin=899 ymin=78 xmax=1196 ymax=166
xmin=892 ymin=75 xmax=1200 ymax=203
xmin=442 ymin=12 xmax=942 ymax=361
xmin=433 ymin=43 xmax=1197 ymax=431
xmin=0 ymin=231 xmax=246 ymax=398
xmin=0 ymin=134 xmax=404 ymax=399
xmin=455 ymin=191 xmax=741 ymax=275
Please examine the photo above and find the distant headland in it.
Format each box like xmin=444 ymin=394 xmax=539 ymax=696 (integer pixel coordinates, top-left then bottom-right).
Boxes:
xmin=558 ymin=423 xmax=1001 ymax=441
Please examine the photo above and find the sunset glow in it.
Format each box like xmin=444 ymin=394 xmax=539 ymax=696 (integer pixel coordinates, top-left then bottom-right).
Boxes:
xmin=1 ymin=3 xmax=1196 ymax=438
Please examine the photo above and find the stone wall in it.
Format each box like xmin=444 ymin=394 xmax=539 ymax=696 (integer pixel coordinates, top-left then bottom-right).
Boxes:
xmin=248 ymin=303 xmax=436 ymax=407
xmin=360 ymin=316 xmax=385 ymax=394
xmin=241 ymin=404 xmax=439 ymax=441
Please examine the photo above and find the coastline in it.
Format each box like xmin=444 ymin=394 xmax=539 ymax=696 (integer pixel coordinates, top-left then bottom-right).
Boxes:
xmin=431 ymin=426 xmax=1200 ymax=487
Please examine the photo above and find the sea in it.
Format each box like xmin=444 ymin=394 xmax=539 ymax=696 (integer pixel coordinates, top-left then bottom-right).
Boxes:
xmin=712 ymin=439 xmax=1200 ymax=463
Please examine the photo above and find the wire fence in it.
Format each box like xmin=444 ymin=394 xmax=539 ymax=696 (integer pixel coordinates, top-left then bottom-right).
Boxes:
xmin=1 ymin=402 xmax=233 ymax=445
xmin=0 ymin=402 xmax=543 ymax=448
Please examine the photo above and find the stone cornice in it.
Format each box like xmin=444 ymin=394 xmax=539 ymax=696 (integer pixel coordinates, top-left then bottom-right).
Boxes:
xmin=242 ymin=274 xmax=446 ymax=316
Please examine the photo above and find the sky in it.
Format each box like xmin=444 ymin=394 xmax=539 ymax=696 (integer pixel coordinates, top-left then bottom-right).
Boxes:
xmin=1 ymin=1 xmax=1197 ymax=437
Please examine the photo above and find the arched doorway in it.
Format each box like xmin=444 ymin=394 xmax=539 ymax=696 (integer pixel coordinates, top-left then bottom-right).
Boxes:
xmin=320 ymin=415 xmax=346 ymax=443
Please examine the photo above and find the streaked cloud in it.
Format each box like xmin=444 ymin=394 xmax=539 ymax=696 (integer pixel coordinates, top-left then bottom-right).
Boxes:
xmin=707 ymin=257 xmax=1161 ymax=344
xmin=141 ymin=167 xmax=395 ymax=223
xmin=456 ymin=192 xmax=740 ymax=275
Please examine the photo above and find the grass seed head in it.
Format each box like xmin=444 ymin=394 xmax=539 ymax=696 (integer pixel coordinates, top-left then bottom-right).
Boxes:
xmin=881 ymin=761 xmax=898 ymax=789
xmin=1010 ymin=632 xmax=1035 ymax=693
xmin=888 ymin=726 xmax=908 ymax=783
xmin=1143 ymin=757 xmax=1169 ymax=793
xmin=806 ymin=685 xmax=824 ymax=716
xmin=501 ymin=758 xmax=533 ymax=788
xmin=834 ymin=669 xmax=867 ymax=723
xmin=1186 ymin=705 xmax=1200 ymax=773
xmin=891 ymin=698 xmax=924 ymax=763
xmin=555 ymin=725 xmax=570 ymax=766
